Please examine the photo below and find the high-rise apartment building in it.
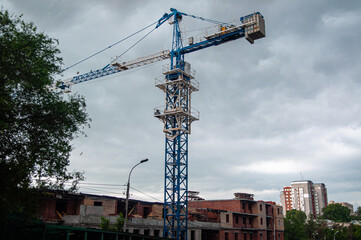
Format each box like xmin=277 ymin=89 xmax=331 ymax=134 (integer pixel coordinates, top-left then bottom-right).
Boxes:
xmin=280 ymin=180 xmax=327 ymax=218
xmin=314 ymin=183 xmax=328 ymax=216
xmin=280 ymin=186 xmax=292 ymax=212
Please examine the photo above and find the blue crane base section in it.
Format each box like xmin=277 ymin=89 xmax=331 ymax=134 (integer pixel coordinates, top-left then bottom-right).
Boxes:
xmin=164 ymin=133 xmax=188 ymax=240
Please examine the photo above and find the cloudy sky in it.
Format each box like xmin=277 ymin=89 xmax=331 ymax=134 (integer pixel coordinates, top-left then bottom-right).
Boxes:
xmin=2 ymin=0 xmax=361 ymax=209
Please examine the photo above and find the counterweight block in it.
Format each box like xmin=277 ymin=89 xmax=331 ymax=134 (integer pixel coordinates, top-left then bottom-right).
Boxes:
xmin=241 ymin=12 xmax=266 ymax=44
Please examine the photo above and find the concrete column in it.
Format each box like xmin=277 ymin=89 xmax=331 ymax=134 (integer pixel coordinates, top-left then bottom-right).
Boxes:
xmin=195 ymin=229 xmax=202 ymax=240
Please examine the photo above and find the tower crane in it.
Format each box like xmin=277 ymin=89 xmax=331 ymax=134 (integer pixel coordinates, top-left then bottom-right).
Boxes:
xmin=57 ymin=8 xmax=265 ymax=240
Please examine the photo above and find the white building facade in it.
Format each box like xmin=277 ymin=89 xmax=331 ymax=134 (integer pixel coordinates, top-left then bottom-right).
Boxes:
xmin=280 ymin=180 xmax=328 ymax=218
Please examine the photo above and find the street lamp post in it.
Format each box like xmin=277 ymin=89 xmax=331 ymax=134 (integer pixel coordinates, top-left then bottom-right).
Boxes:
xmin=312 ymin=232 xmax=317 ymax=240
xmin=123 ymin=158 xmax=149 ymax=232
xmin=333 ymin=230 xmax=339 ymax=240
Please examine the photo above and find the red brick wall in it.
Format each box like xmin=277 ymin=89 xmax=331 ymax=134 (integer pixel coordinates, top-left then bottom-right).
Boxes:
xmin=41 ymin=198 xmax=57 ymax=221
xmin=189 ymin=200 xmax=242 ymax=212
xmin=278 ymin=231 xmax=284 ymax=240
xmin=266 ymin=205 xmax=273 ymax=216
xmin=40 ymin=194 xmax=83 ymax=221
xmin=66 ymin=199 xmax=79 ymax=215
xmin=233 ymin=214 xmax=243 ymax=228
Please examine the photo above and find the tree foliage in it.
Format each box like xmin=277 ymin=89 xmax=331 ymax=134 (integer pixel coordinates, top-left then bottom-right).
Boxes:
xmin=354 ymin=224 xmax=361 ymax=239
xmin=100 ymin=216 xmax=110 ymax=230
xmin=284 ymin=209 xmax=307 ymax=240
xmin=100 ymin=213 xmax=124 ymax=231
xmin=284 ymin=208 xmax=361 ymax=240
xmin=0 ymin=9 xmax=90 ymax=217
xmin=115 ymin=212 xmax=125 ymax=231
xmin=355 ymin=206 xmax=361 ymax=219
xmin=304 ymin=215 xmax=317 ymax=239
xmin=322 ymin=203 xmax=351 ymax=222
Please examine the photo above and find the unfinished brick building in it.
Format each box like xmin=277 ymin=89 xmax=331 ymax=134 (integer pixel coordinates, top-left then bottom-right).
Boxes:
xmin=40 ymin=190 xmax=163 ymax=223
xmin=188 ymin=193 xmax=284 ymax=240
xmin=39 ymin=190 xmax=283 ymax=240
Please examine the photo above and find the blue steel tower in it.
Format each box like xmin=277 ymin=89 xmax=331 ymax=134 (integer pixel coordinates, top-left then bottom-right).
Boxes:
xmin=154 ymin=8 xmax=199 ymax=240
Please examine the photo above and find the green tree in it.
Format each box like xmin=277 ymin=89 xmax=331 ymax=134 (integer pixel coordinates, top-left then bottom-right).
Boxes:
xmin=284 ymin=209 xmax=307 ymax=240
xmin=115 ymin=212 xmax=124 ymax=231
xmin=0 ymin=9 xmax=90 ymax=217
xmin=355 ymin=206 xmax=361 ymax=219
xmin=354 ymin=224 xmax=361 ymax=239
xmin=313 ymin=218 xmax=329 ymax=240
xmin=304 ymin=215 xmax=317 ymax=239
xmin=100 ymin=216 xmax=110 ymax=230
xmin=100 ymin=213 xmax=124 ymax=231
xmin=322 ymin=203 xmax=351 ymax=222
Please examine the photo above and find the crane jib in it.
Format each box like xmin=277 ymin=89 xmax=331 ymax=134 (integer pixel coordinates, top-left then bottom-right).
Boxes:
xmin=57 ymin=11 xmax=264 ymax=90
xmin=180 ymin=28 xmax=246 ymax=55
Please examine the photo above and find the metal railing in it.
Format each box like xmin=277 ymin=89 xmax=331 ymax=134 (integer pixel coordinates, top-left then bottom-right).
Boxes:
xmin=154 ymin=106 xmax=200 ymax=121
xmin=162 ymin=63 xmax=196 ymax=77
xmin=154 ymin=75 xmax=199 ymax=92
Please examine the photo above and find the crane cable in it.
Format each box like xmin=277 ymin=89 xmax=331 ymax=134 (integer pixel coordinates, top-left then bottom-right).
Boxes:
xmin=63 ymin=12 xmax=231 ymax=73
xmin=111 ymin=12 xmax=231 ymax=65
xmin=106 ymin=26 xmax=158 ymax=68
xmin=62 ymin=20 xmax=159 ymax=72
xmin=183 ymin=12 xmax=232 ymax=26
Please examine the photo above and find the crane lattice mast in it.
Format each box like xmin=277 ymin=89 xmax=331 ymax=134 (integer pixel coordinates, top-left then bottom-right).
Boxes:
xmin=154 ymin=9 xmax=197 ymax=240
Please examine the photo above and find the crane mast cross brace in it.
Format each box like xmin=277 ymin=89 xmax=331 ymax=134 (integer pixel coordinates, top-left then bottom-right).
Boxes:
xmin=57 ymin=8 xmax=265 ymax=240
